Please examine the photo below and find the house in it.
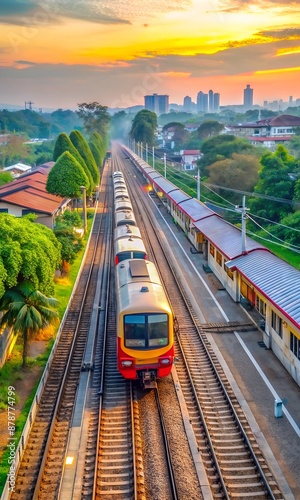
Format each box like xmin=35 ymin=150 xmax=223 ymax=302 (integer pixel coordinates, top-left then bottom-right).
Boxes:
xmin=227 ymin=114 xmax=300 ymax=150
xmin=3 ymin=162 xmax=32 ymax=177
xmin=0 ymin=162 xmax=71 ymax=228
xmin=180 ymin=150 xmax=202 ymax=171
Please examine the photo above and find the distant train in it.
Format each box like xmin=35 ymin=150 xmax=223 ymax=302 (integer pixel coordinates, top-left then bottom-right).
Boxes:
xmin=113 ymin=169 xmax=174 ymax=387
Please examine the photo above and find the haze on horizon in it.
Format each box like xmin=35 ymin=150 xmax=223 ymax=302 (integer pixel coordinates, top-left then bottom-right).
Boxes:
xmin=0 ymin=0 xmax=299 ymax=111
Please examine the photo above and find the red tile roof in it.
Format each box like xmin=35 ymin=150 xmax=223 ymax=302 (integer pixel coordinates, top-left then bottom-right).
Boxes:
xmin=0 ymin=162 xmax=67 ymax=215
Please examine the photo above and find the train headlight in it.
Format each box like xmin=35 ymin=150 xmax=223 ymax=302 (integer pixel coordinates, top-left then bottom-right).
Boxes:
xmin=160 ymin=358 xmax=171 ymax=365
xmin=121 ymin=360 xmax=133 ymax=367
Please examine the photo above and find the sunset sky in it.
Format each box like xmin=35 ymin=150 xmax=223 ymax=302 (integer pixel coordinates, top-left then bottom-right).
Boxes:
xmin=0 ymin=0 xmax=300 ymax=110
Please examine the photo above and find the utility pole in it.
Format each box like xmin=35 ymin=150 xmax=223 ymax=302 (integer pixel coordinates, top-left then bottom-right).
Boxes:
xmin=235 ymin=196 xmax=249 ymax=253
xmin=164 ymin=153 xmax=167 ymax=178
xmin=152 ymin=146 xmax=155 ymax=169
xmin=80 ymin=186 xmax=87 ymax=234
xmin=146 ymin=143 xmax=148 ymax=164
xmin=197 ymin=169 xmax=200 ymax=200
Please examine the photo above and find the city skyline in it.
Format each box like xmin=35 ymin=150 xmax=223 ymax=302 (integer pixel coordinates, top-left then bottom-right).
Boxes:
xmin=0 ymin=1 xmax=299 ymax=110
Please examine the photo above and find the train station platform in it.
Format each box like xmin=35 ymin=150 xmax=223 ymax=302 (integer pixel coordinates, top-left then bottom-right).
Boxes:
xmin=146 ymin=191 xmax=300 ymax=499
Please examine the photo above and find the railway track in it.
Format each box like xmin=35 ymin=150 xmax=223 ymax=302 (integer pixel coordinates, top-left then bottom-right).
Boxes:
xmin=93 ymin=279 xmax=138 ymax=499
xmin=116 ymin=144 xmax=284 ymax=499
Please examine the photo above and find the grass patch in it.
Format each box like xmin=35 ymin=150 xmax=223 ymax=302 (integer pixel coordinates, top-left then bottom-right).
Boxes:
xmin=0 ymin=344 xmax=23 ymax=409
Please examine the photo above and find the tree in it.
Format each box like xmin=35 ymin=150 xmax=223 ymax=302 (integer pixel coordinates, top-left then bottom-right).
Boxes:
xmin=130 ymin=110 xmax=157 ymax=147
xmin=0 ymin=171 xmax=13 ymax=186
xmin=0 ymin=281 xmax=59 ymax=367
xmin=53 ymin=132 xmax=93 ymax=194
xmin=198 ymin=135 xmax=260 ymax=176
xmin=0 ymin=135 xmax=30 ymax=167
xmin=46 ymin=151 xmax=89 ymax=199
xmin=89 ymin=141 xmax=102 ymax=167
xmin=54 ymin=210 xmax=84 ymax=268
xmin=69 ymin=130 xmax=99 ymax=185
xmin=249 ymin=148 xmax=295 ymax=223
xmin=77 ymin=102 xmax=110 ymax=137
xmin=0 ymin=214 xmax=61 ymax=299
xmin=196 ymin=120 xmax=224 ymax=140
xmin=267 ymin=211 xmax=300 ymax=247
xmin=207 ymin=153 xmax=260 ymax=201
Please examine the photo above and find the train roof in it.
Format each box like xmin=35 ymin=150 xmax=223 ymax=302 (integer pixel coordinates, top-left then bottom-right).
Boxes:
xmin=226 ymin=250 xmax=300 ymax=328
xmin=115 ymin=211 xmax=136 ymax=226
xmin=115 ymin=236 xmax=146 ymax=254
xmin=193 ymin=215 xmax=267 ymax=259
xmin=114 ymin=187 xmax=129 ymax=195
xmin=116 ymin=260 xmax=171 ymax=314
xmin=114 ymin=225 xmax=142 ymax=240
xmin=113 ymin=171 xmax=123 ymax=178
xmin=113 ymin=181 xmax=126 ymax=189
xmin=115 ymin=200 xmax=133 ymax=212
xmin=114 ymin=194 xmax=130 ymax=202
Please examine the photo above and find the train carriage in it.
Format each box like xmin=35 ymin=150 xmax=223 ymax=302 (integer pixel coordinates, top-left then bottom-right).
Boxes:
xmin=115 ymin=210 xmax=136 ymax=227
xmin=114 ymin=189 xmax=130 ymax=202
xmin=114 ymin=235 xmax=147 ymax=264
xmin=114 ymin=224 xmax=142 ymax=241
xmin=113 ymin=171 xmax=124 ymax=179
xmin=116 ymin=259 xmax=174 ymax=388
xmin=115 ymin=199 xmax=133 ymax=212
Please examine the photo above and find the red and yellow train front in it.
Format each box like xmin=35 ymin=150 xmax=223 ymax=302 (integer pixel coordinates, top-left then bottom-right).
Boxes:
xmin=117 ymin=311 xmax=174 ymax=380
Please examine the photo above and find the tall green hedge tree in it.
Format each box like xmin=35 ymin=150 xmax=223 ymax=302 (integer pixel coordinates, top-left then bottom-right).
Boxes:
xmin=46 ymin=151 xmax=89 ymax=199
xmin=70 ymin=130 xmax=99 ymax=185
xmin=53 ymin=132 xmax=93 ymax=194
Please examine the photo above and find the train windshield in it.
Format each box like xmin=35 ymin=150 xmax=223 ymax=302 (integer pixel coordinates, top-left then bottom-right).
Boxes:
xmin=124 ymin=314 xmax=168 ymax=349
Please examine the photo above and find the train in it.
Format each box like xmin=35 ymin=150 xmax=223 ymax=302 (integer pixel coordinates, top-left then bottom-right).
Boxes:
xmin=112 ymin=169 xmax=175 ymax=387
xmin=115 ymin=259 xmax=174 ymax=388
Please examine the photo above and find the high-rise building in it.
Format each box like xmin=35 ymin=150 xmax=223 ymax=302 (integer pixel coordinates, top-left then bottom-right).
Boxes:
xmin=213 ymin=93 xmax=220 ymax=113
xmin=144 ymin=93 xmax=169 ymax=115
xmin=196 ymin=91 xmax=208 ymax=112
xmin=208 ymin=90 xmax=214 ymax=112
xmin=243 ymin=84 xmax=253 ymax=109
xmin=183 ymin=95 xmax=192 ymax=112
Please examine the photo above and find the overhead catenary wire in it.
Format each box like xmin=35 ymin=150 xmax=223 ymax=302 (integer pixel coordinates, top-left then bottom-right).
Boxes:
xmin=134 ymin=147 xmax=300 ymax=251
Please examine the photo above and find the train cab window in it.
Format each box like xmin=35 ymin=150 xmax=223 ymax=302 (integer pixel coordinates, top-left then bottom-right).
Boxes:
xmin=148 ymin=314 xmax=168 ymax=347
xmin=124 ymin=314 xmax=168 ymax=349
xmin=124 ymin=315 xmax=146 ymax=347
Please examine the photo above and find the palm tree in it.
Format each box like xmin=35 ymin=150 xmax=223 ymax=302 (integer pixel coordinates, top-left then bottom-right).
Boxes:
xmin=0 ymin=281 xmax=59 ymax=368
